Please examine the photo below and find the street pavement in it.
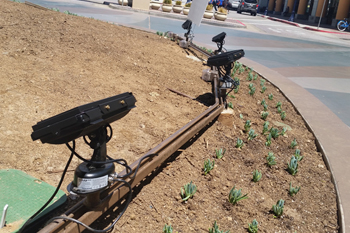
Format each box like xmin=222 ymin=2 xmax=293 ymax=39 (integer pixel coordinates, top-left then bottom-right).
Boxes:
xmin=16 ymin=0 xmax=350 ymax=231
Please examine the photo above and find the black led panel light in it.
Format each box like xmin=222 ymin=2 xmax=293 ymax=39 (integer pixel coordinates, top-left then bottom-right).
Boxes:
xmin=31 ymin=92 xmax=136 ymax=144
xmin=207 ymin=49 xmax=245 ymax=67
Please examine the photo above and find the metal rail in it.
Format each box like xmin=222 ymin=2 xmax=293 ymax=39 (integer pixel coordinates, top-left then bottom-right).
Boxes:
xmin=38 ymin=76 xmax=223 ymax=232
xmin=188 ymin=42 xmax=213 ymax=57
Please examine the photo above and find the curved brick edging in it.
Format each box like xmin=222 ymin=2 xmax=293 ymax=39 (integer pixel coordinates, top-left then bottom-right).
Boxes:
xmin=241 ymin=57 xmax=350 ymax=233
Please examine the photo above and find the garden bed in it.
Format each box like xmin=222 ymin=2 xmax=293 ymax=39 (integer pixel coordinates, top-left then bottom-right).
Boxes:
xmin=0 ymin=0 xmax=339 ymax=232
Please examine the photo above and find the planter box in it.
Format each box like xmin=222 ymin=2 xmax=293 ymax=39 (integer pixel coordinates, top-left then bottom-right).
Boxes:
xmin=183 ymin=6 xmax=190 ymax=15
xmin=118 ymin=0 xmax=128 ymax=6
xmin=214 ymin=12 xmax=227 ymax=21
xmin=173 ymin=5 xmax=183 ymax=13
xmin=150 ymin=1 xmax=161 ymax=10
xmin=203 ymin=10 xmax=213 ymax=19
xmin=162 ymin=3 xmax=173 ymax=12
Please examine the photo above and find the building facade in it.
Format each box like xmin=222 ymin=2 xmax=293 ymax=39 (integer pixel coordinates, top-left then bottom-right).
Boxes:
xmin=259 ymin=0 xmax=350 ymax=26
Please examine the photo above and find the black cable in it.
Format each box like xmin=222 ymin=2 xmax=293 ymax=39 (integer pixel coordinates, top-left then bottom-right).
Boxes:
xmin=24 ymin=135 xmax=158 ymax=232
xmin=49 ymin=179 xmax=132 ymax=233
xmin=118 ymin=153 xmax=158 ymax=179
xmin=49 ymin=151 xmax=157 ymax=232
xmin=65 ymin=142 xmax=133 ymax=177
xmin=17 ymin=141 xmax=76 ymax=233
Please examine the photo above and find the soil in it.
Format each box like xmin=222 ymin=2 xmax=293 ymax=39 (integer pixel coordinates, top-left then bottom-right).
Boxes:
xmin=0 ymin=1 xmax=339 ymax=232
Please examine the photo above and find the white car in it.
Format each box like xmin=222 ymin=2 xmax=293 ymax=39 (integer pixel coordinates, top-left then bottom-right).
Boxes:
xmin=229 ymin=0 xmax=240 ymax=10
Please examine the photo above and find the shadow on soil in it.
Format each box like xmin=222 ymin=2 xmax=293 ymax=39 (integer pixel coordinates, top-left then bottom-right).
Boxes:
xmin=89 ymin=118 xmax=218 ymax=231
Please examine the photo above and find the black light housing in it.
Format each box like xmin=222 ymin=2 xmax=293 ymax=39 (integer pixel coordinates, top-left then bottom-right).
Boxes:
xmin=207 ymin=49 xmax=245 ymax=67
xmin=212 ymin=32 xmax=226 ymax=43
xmin=31 ymin=92 xmax=136 ymax=145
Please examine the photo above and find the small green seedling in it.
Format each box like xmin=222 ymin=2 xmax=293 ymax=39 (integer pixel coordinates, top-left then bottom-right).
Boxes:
xmin=280 ymin=127 xmax=287 ymax=136
xmin=51 ymin=8 xmax=60 ymax=12
xmin=209 ymin=221 xmax=229 ymax=233
xmin=248 ymin=219 xmax=259 ymax=233
xmin=253 ymin=74 xmax=258 ymax=81
xmin=247 ymin=73 xmax=253 ymax=81
xmin=260 ymin=79 xmax=265 ymax=87
xmin=281 ymin=111 xmax=286 ymax=120
xmin=261 ymin=86 xmax=266 ymax=93
xmin=249 ymin=83 xmax=254 ymax=89
xmin=272 ymin=199 xmax=284 ymax=217
xmin=228 ymin=94 xmax=235 ymax=99
xmin=249 ymin=87 xmax=256 ymax=96
xmin=268 ymin=93 xmax=273 ymax=100
xmin=270 ymin=127 xmax=279 ymax=139
xmin=247 ymin=129 xmax=258 ymax=141
xmin=262 ymin=121 xmax=269 ymax=134
xmin=261 ymin=111 xmax=269 ymax=120
xmin=64 ymin=10 xmax=77 ymax=16
xmin=261 ymin=99 xmax=266 ymax=106
xmin=227 ymin=102 xmax=233 ymax=109
xmin=277 ymin=106 xmax=282 ymax=113
xmin=163 ymin=224 xmax=173 ymax=233
xmin=263 ymin=103 xmax=268 ymax=111
xmin=239 ymin=114 xmax=244 ymax=119
xmin=228 ymin=186 xmax=248 ymax=205
xmin=180 ymin=181 xmax=197 ymax=201
xmin=290 ymin=139 xmax=297 ymax=149
xmin=265 ymin=133 xmax=272 ymax=147
xmin=266 ymin=152 xmax=276 ymax=167
xmin=276 ymin=101 xmax=282 ymax=108
xmin=289 ymin=182 xmax=301 ymax=196
xmin=203 ymin=159 xmax=215 ymax=175
xmin=238 ymin=65 xmax=245 ymax=74
xmin=234 ymin=86 xmax=240 ymax=94
xmin=252 ymin=170 xmax=262 ymax=182
xmin=215 ymin=148 xmax=226 ymax=159
xmin=294 ymin=149 xmax=303 ymax=161
xmin=244 ymin=120 xmax=251 ymax=132
xmin=236 ymin=138 xmax=244 ymax=149
xmin=287 ymin=156 xmax=298 ymax=176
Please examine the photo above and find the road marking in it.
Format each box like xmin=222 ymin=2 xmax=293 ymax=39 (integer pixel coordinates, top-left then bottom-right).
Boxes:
xmin=268 ymin=27 xmax=282 ymax=33
xmin=285 ymin=29 xmax=305 ymax=35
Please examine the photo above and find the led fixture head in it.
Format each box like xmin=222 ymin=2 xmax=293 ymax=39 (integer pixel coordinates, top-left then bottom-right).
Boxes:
xmin=182 ymin=19 xmax=192 ymax=30
xmin=207 ymin=49 xmax=245 ymax=67
xmin=212 ymin=32 xmax=226 ymax=43
xmin=31 ymin=92 xmax=136 ymax=144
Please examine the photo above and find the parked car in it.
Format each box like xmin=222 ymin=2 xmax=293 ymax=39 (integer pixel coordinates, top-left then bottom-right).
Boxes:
xmin=228 ymin=0 xmax=240 ymax=10
xmin=237 ymin=0 xmax=258 ymax=16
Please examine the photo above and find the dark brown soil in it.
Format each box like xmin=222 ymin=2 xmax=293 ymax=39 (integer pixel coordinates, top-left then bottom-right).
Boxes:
xmin=0 ymin=1 xmax=338 ymax=232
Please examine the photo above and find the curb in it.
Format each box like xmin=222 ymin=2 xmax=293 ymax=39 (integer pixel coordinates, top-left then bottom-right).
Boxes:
xmin=260 ymin=14 xmax=350 ymax=34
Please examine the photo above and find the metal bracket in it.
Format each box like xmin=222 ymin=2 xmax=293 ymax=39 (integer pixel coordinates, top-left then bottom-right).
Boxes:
xmin=0 ymin=204 xmax=8 ymax=229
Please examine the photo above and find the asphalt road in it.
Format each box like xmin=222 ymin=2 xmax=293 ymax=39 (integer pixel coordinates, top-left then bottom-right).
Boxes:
xmin=23 ymin=0 xmax=350 ymax=126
